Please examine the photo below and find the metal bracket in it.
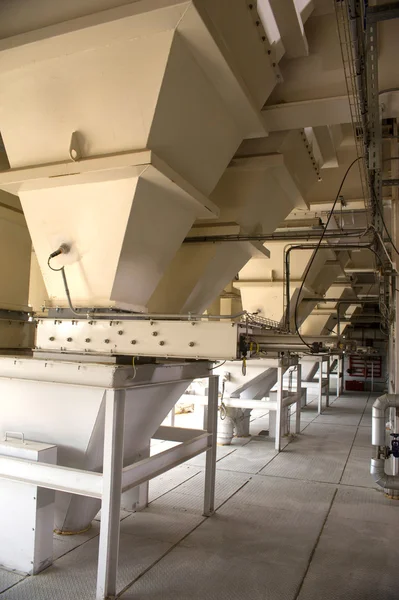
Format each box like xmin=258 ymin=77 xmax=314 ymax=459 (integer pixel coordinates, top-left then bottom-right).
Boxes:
xmin=69 ymin=131 xmax=82 ymax=162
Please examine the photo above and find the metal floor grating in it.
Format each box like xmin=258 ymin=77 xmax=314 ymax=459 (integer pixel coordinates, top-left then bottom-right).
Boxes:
xmin=297 ymin=486 xmax=399 ymax=600
xmin=2 ymin=392 xmax=398 ymax=600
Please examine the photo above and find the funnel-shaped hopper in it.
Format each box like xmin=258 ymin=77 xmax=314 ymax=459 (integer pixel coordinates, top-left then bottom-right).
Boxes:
xmin=237 ymin=241 xmax=349 ymax=330
xmin=0 ymin=358 xmax=197 ymax=532
xmin=10 ymin=153 xmax=217 ymax=311
xmin=235 ymin=242 xmax=314 ymax=323
xmin=55 ymin=380 xmax=190 ymax=532
xmin=0 ymin=192 xmax=31 ymax=312
xmin=236 ymin=130 xmax=319 ymax=201
xmin=299 ymin=286 xmax=355 ymax=336
xmin=210 ymin=154 xmax=307 ymax=231
xmin=148 ymin=154 xmax=302 ymax=314
xmin=220 ymin=359 xmax=280 ymax=400
xmin=148 ymin=240 xmax=256 ymax=315
xmin=301 ymin=361 xmax=320 ymax=382
xmin=0 ymin=1 xmax=275 ymax=311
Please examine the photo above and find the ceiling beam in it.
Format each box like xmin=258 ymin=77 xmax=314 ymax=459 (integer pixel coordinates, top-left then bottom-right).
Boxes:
xmin=262 ymin=96 xmax=351 ymax=132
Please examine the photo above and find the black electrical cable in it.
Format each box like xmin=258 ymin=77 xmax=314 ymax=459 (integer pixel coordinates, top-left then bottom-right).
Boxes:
xmin=47 ymin=254 xmax=81 ymax=316
xmin=293 ymin=156 xmax=362 ymax=350
xmin=47 ymin=256 xmax=63 ymax=272
xmin=208 ymin=360 xmax=226 ymax=371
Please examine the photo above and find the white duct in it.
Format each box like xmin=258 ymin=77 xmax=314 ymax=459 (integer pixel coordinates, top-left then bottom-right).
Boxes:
xmin=371 ymin=394 xmax=399 ymax=491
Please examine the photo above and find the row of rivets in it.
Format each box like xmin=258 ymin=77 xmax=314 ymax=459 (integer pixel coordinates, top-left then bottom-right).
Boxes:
xmin=300 ymin=129 xmax=322 ymax=182
xmin=48 ymin=337 xmax=196 ymax=347
xmin=247 ymin=0 xmax=281 ymax=80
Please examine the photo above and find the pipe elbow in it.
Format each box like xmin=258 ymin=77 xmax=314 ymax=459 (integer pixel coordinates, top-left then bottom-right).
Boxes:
xmin=370 ymin=458 xmax=388 ymax=489
xmin=370 ymin=458 xmax=399 ymax=490
xmin=372 ymin=394 xmax=389 ymax=414
xmin=372 ymin=394 xmax=399 ymax=446
xmin=373 ymin=394 xmax=399 ymax=413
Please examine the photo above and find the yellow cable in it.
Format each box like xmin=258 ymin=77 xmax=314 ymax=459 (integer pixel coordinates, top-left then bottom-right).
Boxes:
xmin=54 ymin=524 xmax=92 ymax=536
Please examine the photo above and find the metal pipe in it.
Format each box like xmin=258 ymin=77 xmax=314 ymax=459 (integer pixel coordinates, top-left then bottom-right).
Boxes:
xmin=301 ymin=298 xmax=377 ymax=303
xmin=371 ymin=458 xmax=399 ymax=490
xmin=253 ymin=344 xmax=314 ymax=352
xmin=183 ymin=229 xmax=370 ymax=244
xmin=47 ymin=309 xmax=249 ymax=321
xmin=371 ymin=394 xmax=399 ymax=491
xmin=371 ymin=394 xmax=399 ymax=446
xmin=344 ymin=268 xmax=380 ymax=273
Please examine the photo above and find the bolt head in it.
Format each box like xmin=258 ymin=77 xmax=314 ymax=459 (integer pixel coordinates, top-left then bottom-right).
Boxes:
xmin=85 ymin=338 xmax=91 ymax=343
xmin=159 ymin=341 xmax=165 ymax=346
xmin=189 ymin=342 xmax=195 ymax=347
xmin=104 ymin=339 xmax=110 ymax=344
xmin=49 ymin=336 xmax=55 ymax=341
xmin=152 ymin=331 xmax=158 ymax=336
xmin=118 ymin=330 xmax=123 ymax=335
xmin=131 ymin=340 xmax=137 ymax=345
xmin=67 ymin=337 xmax=72 ymax=342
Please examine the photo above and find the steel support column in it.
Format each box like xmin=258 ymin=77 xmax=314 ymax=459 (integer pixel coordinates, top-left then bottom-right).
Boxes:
xmin=318 ymin=361 xmax=323 ymax=415
xmin=326 ymin=358 xmax=330 ymax=408
xmin=96 ymin=389 xmax=126 ymax=600
xmin=340 ymin=355 xmax=344 ymax=396
xmin=203 ymin=375 xmax=218 ymax=517
xmin=295 ymin=364 xmax=302 ymax=434
xmin=275 ymin=366 xmax=284 ymax=451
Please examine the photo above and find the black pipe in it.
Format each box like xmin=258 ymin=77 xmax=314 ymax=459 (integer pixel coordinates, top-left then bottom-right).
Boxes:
xmin=183 ymin=229 xmax=369 ymax=244
xmin=301 ymin=298 xmax=378 ymax=303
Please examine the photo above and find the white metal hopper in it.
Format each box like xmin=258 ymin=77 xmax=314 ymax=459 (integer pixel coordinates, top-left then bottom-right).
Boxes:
xmin=0 ymin=357 xmax=206 ymax=533
xmin=0 ymin=193 xmax=31 ymax=313
xmin=237 ymin=245 xmax=347 ymax=329
xmin=230 ymin=131 xmax=353 ymax=330
xmin=0 ymin=0 xmax=275 ymax=313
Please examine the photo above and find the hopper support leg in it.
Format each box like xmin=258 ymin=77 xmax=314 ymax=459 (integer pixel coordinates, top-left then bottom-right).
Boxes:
xmin=203 ymin=375 xmax=219 ymax=517
xmin=97 ymin=389 xmax=126 ymax=600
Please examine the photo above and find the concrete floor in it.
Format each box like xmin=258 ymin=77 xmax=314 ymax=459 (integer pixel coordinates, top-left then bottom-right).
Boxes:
xmin=1 ymin=390 xmax=396 ymax=600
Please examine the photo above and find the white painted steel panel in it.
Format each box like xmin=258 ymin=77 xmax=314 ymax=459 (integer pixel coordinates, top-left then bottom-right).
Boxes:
xmin=35 ymin=319 xmax=239 ymax=360
xmin=0 ymin=439 xmax=56 ymax=575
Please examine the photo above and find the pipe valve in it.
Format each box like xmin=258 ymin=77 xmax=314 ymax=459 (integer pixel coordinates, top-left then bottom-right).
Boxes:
xmin=388 ymin=433 xmax=399 ymax=459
